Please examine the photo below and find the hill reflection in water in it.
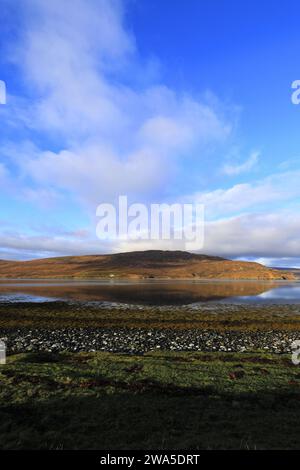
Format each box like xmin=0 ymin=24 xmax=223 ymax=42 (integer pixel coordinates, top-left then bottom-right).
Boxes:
xmin=0 ymin=280 xmax=298 ymax=305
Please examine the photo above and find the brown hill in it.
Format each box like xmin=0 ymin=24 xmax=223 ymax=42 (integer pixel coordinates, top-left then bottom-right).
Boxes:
xmin=0 ymin=250 xmax=295 ymax=280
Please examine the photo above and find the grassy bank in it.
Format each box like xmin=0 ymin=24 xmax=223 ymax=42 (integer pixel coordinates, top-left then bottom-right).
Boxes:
xmin=1 ymin=301 xmax=300 ymax=330
xmin=1 ymin=350 xmax=300 ymax=449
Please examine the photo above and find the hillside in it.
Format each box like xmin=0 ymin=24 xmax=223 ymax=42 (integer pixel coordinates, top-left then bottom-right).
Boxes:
xmin=0 ymin=250 xmax=295 ymax=280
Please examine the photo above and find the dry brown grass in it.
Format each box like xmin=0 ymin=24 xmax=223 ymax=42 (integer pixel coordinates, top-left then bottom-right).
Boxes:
xmin=0 ymin=250 xmax=294 ymax=280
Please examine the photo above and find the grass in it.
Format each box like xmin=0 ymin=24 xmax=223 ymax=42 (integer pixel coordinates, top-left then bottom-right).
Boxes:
xmin=1 ymin=350 xmax=300 ymax=449
xmin=1 ymin=301 xmax=300 ymax=449
xmin=1 ymin=302 xmax=300 ymax=330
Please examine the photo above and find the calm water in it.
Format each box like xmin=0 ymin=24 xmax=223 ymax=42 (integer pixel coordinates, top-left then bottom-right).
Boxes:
xmin=0 ymin=279 xmax=300 ymax=305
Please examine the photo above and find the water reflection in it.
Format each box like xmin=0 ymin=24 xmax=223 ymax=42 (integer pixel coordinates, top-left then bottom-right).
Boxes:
xmin=0 ymin=279 xmax=299 ymax=305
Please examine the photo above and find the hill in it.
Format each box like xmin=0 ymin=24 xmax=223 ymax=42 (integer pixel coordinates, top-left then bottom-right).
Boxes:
xmin=0 ymin=250 xmax=295 ymax=280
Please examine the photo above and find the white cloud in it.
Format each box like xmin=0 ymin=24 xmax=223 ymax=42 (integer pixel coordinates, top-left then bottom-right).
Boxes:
xmin=190 ymin=170 xmax=300 ymax=218
xmin=2 ymin=208 xmax=300 ymax=265
xmin=222 ymin=151 xmax=259 ymax=175
xmin=203 ymin=211 xmax=300 ymax=259
xmin=3 ymin=0 xmax=231 ymax=209
xmin=2 ymin=0 xmax=300 ymax=265
xmin=0 ymin=227 xmax=109 ymax=260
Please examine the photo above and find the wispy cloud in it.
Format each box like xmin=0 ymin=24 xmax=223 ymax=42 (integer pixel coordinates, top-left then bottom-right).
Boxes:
xmin=1 ymin=0 xmax=299 ymax=265
xmin=222 ymin=151 xmax=259 ymax=176
xmin=190 ymin=169 xmax=300 ymax=218
xmin=1 ymin=0 xmax=231 ymax=209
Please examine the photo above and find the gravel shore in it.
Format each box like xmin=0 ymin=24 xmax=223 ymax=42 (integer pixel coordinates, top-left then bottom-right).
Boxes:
xmin=1 ymin=327 xmax=300 ymax=354
xmin=1 ymin=301 xmax=300 ymax=354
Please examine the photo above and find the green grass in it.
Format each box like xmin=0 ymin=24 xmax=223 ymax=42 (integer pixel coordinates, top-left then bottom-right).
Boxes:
xmin=1 ymin=301 xmax=300 ymax=330
xmin=1 ymin=351 xmax=300 ymax=449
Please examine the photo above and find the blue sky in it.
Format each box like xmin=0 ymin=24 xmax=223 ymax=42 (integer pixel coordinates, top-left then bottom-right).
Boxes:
xmin=0 ymin=0 xmax=300 ymax=266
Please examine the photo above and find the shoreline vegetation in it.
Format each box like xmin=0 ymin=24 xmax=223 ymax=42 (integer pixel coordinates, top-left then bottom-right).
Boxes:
xmin=1 ymin=350 xmax=300 ymax=449
xmin=1 ymin=301 xmax=300 ymax=332
xmin=1 ymin=294 xmax=300 ymax=449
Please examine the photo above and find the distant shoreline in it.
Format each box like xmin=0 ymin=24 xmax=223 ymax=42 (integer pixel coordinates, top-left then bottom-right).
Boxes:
xmin=0 ymin=277 xmax=298 ymax=282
